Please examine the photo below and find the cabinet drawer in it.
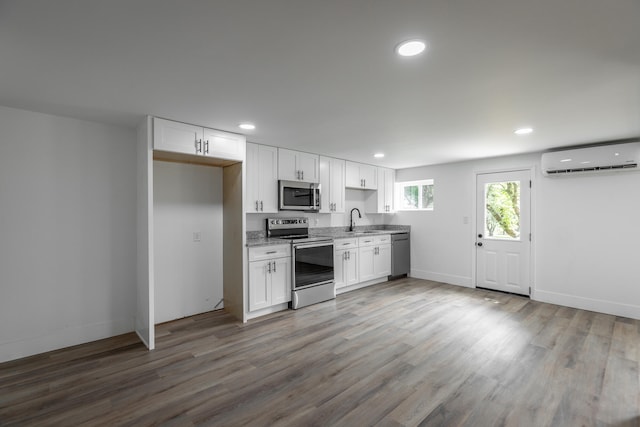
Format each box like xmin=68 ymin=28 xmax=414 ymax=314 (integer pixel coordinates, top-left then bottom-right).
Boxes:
xmin=334 ymin=238 xmax=358 ymax=249
xmin=375 ymin=234 xmax=391 ymax=244
xmin=358 ymin=236 xmax=377 ymax=247
xmin=248 ymin=245 xmax=291 ymax=262
xmin=358 ymin=234 xmax=390 ymax=247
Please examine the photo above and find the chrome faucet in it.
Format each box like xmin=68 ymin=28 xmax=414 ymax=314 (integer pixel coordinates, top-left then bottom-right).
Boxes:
xmin=349 ymin=208 xmax=362 ymax=232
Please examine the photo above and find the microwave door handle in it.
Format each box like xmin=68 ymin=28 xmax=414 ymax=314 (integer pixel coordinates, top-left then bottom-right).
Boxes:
xmin=313 ymin=186 xmax=318 ymax=209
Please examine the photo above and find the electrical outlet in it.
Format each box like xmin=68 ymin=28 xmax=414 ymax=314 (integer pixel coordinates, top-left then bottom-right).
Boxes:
xmin=193 ymin=232 xmax=201 ymax=242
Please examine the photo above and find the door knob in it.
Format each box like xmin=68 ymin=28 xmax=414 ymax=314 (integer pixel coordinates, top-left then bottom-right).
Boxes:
xmin=477 ymin=242 xmax=483 ymax=247
xmin=478 ymin=234 xmax=483 ymax=238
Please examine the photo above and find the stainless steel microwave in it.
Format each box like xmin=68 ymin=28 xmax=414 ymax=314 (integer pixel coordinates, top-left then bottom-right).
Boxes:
xmin=279 ymin=180 xmax=321 ymax=212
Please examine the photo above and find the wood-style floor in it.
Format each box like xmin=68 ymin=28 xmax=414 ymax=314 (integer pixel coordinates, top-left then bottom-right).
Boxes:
xmin=1 ymin=278 xmax=639 ymax=426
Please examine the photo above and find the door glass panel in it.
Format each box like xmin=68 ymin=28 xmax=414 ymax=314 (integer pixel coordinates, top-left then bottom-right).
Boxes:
xmin=484 ymin=181 xmax=520 ymax=240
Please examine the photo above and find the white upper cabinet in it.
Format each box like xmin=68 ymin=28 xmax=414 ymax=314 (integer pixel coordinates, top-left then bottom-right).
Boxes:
xmin=345 ymin=161 xmax=377 ymax=190
xmin=319 ymin=156 xmax=345 ymax=213
xmin=202 ymin=128 xmax=245 ymax=161
xmin=278 ymin=148 xmax=319 ymax=183
xmin=246 ymin=143 xmax=278 ymax=213
xmin=366 ymin=167 xmax=395 ymax=213
xmin=153 ymin=117 xmax=245 ymax=162
xmin=154 ymin=118 xmax=202 ymax=155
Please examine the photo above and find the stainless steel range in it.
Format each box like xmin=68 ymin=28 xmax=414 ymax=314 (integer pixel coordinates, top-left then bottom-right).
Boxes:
xmin=267 ymin=218 xmax=335 ymax=309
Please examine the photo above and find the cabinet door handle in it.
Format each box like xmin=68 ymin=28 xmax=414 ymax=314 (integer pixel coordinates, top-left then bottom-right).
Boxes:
xmin=260 ymin=200 xmax=264 ymax=211
xmin=347 ymin=251 xmax=350 ymax=260
xmin=267 ymin=262 xmax=272 ymax=273
xmin=255 ymin=201 xmax=259 ymax=211
xmin=343 ymin=252 xmax=347 ymax=261
xmin=266 ymin=250 xmax=277 ymax=254
xmin=272 ymin=261 xmax=276 ymax=272
xmin=195 ymin=139 xmax=202 ymax=154
xmin=204 ymin=140 xmax=209 ymax=154
xmin=302 ymin=170 xmax=304 ymax=180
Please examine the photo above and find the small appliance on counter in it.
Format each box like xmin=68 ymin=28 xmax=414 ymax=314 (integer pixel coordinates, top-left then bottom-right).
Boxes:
xmin=266 ymin=217 xmax=335 ymax=309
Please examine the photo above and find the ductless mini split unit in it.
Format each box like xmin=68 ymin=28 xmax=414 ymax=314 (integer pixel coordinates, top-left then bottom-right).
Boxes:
xmin=541 ymin=141 xmax=640 ymax=176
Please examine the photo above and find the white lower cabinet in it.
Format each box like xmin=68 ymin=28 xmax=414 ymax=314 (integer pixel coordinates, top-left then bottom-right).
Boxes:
xmin=334 ymin=238 xmax=359 ymax=289
xmin=358 ymin=235 xmax=391 ymax=282
xmin=248 ymin=245 xmax=291 ymax=312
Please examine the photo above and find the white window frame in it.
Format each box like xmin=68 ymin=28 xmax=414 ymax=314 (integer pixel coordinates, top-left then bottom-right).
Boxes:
xmin=395 ymin=179 xmax=434 ymax=211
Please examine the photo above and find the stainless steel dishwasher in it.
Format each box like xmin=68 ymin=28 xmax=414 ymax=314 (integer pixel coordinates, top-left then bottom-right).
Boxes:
xmin=390 ymin=232 xmax=410 ymax=278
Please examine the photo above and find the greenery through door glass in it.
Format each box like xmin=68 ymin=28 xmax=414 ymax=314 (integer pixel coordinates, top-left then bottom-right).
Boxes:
xmin=485 ymin=181 xmax=520 ymax=239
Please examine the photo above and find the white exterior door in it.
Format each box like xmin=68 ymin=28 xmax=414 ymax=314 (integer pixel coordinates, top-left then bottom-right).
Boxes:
xmin=476 ymin=170 xmax=531 ymax=296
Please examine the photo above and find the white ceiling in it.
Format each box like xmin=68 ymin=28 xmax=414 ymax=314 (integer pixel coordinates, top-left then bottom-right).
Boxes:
xmin=0 ymin=0 xmax=638 ymax=169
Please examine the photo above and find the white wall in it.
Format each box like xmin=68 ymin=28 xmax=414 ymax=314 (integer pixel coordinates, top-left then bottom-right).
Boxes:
xmin=391 ymin=152 xmax=640 ymax=319
xmin=153 ymin=161 xmax=224 ymax=324
xmin=0 ymin=106 xmax=137 ymax=362
xmin=246 ymin=188 xmax=387 ymax=231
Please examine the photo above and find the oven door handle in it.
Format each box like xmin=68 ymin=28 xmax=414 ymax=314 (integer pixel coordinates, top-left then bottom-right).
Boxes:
xmin=293 ymin=241 xmax=334 ymax=250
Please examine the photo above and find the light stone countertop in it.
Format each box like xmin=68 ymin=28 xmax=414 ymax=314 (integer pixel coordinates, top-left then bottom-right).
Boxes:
xmin=246 ymin=225 xmax=410 ymax=247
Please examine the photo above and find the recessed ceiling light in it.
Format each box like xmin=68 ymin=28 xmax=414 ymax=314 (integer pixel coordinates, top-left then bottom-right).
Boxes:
xmin=238 ymin=123 xmax=255 ymax=130
xmin=396 ymin=39 xmax=426 ymax=57
xmin=514 ymin=127 xmax=533 ymax=135
xmin=374 ymin=153 xmax=385 ymax=158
